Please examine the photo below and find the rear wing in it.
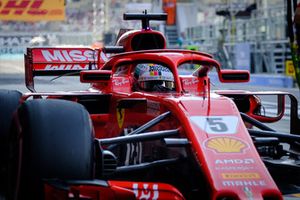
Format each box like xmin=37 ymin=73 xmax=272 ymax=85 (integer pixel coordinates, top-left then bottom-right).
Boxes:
xmin=25 ymin=47 xmax=103 ymax=92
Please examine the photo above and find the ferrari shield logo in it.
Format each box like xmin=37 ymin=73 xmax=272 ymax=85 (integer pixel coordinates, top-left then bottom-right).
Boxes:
xmin=117 ymin=108 xmax=125 ymax=128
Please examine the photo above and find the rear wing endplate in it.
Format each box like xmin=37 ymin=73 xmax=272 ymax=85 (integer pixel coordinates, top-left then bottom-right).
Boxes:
xmin=25 ymin=47 xmax=101 ymax=92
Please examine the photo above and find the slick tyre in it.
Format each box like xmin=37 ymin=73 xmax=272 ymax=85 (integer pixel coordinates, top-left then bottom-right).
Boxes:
xmin=0 ymin=89 xmax=21 ymax=140
xmin=12 ymin=99 xmax=94 ymax=200
xmin=0 ymin=89 xmax=21 ymax=193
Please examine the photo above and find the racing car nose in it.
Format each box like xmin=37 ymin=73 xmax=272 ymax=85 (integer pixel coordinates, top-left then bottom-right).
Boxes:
xmin=177 ymin=98 xmax=282 ymax=200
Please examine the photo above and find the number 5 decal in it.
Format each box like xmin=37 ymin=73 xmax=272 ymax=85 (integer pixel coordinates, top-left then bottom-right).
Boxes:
xmin=207 ymin=118 xmax=228 ymax=132
xmin=190 ymin=116 xmax=238 ymax=134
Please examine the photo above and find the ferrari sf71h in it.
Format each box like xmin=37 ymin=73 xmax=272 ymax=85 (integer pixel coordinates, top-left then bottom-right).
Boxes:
xmin=0 ymin=12 xmax=300 ymax=200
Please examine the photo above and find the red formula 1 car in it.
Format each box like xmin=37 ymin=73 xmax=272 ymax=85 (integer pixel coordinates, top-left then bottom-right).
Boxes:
xmin=1 ymin=13 xmax=300 ymax=200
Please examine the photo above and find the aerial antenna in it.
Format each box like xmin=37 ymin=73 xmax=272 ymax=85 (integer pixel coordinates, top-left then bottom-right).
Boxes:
xmin=142 ymin=10 xmax=149 ymax=29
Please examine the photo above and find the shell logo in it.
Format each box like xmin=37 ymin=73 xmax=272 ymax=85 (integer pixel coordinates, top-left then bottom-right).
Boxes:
xmin=205 ymin=137 xmax=248 ymax=153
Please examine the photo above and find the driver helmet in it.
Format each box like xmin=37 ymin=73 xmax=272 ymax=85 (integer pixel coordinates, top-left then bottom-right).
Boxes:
xmin=134 ymin=63 xmax=175 ymax=92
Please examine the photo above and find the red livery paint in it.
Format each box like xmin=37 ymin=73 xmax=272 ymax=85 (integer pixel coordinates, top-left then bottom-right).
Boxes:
xmin=32 ymin=48 xmax=98 ymax=63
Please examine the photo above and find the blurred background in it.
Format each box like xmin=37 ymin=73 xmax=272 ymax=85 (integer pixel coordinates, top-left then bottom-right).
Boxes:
xmin=0 ymin=0 xmax=297 ymax=88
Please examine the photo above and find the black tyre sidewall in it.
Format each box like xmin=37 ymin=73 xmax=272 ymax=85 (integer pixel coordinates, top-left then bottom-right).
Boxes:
xmin=0 ymin=89 xmax=21 ymax=140
xmin=17 ymin=99 xmax=94 ymax=199
xmin=0 ymin=90 xmax=21 ymax=195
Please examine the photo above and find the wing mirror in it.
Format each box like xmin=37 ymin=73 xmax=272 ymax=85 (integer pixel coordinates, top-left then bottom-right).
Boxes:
xmin=219 ymin=69 xmax=250 ymax=83
xmin=246 ymin=94 xmax=285 ymax=123
xmin=80 ymin=70 xmax=112 ymax=83
xmin=227 ymin=94 xmax=285 ymax=123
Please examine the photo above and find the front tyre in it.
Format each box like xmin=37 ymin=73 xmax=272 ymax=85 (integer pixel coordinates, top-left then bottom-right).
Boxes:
xmin=0 ymin=89 xmax=21 ymax=194
xmin=11 ymin=99 xmax=94 ymax=200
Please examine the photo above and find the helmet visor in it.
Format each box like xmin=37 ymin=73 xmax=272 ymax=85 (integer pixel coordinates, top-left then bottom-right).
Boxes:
xmin=139 ymin=80 xmax=175 ymax=92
